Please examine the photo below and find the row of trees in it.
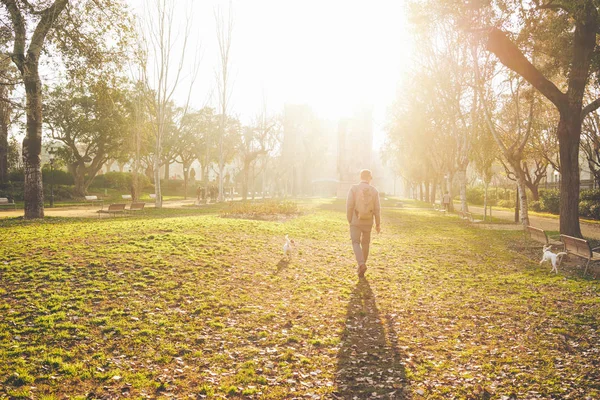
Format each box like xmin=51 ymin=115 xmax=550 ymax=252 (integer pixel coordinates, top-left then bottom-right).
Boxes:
xmin=0 ymin=0 xmax=288 ymax=217
xmin=386 ymin=0 xmax=600 ymax=238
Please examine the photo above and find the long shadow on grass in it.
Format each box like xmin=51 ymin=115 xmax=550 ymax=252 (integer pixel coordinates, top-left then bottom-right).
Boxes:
xmin=335 ymin=278 xmax=408 ymax=398
xmin=275 ymin=257 xmax=290 ymax=273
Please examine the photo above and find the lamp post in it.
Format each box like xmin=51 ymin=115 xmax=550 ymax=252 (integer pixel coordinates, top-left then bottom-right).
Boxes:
xmin=49 ymin=150 xmax=55 ymax=208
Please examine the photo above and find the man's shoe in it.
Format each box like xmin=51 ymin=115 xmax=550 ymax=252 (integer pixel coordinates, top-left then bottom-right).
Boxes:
xmin=358 ymin=264 xmax=367 ymax=278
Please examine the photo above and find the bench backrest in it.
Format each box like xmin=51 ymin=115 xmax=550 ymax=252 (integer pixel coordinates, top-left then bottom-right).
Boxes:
xmin=108 ymin=203 xmax=126 ymax=211
xmin=0 ymin=198 xmax=9 ymax=204
xmin=130 ymin=202 xmax=145 ymax=211
xmin=527 ymin=226 xmax=548 ymax=244
xmin=561 ymin=234 xmax=592 ymax=258
xmin=85 ymin=195 xmax=98 ymax=201
xmin=122 ymin=195 xmax=132 ymax=200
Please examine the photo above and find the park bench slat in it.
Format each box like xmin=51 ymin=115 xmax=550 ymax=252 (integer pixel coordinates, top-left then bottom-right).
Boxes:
xmin=98 ymin=203 xmax=126 ymax=216
xmin=128 ymin=202 xmax=145 ymax=212
xmin=526 ymin=226 xmax=562 ymax=248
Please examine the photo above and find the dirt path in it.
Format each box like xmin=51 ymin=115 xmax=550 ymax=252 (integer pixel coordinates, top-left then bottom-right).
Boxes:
xmin=469 ymin=205 xmax=600 ymax=240
xmin=0 ymin=199 xmax=199 ymax=219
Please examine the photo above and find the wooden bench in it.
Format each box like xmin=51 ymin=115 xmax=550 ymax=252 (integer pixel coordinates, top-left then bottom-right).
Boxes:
xmin=127 ymin=202 xmax=145 ymax=213
xmin=526 ymin=226 xmax=563 ymax=249
xmin=560 ymin=234 xmax=600 ymax=275
xmin=98 ymin=203 xmax=126 ymax=216
xmin=0 ymin=197 xmax=16 ymax=210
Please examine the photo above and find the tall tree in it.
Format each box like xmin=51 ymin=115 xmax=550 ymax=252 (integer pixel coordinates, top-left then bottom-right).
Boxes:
xmin=140 ymin=0 xmax=198 ymax=208
xmin=215 ymin=3 xmax=233 ymax=202
xmin=483 ymin=1 xmax=600 ymax=237
xmin=45 ymin=79 xmax=133 ymax=197
xmin=1 ymin=0 xmax=69 ymax=218
xmin=238 ymin=110 xmax=279 ymax=200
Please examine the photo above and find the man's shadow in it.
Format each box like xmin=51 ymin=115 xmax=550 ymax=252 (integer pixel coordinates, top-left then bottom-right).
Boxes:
xmin=335 ymin=278 xmax=408 ymax=398
xmin=274 ymin=257 xmax=290 ymax=274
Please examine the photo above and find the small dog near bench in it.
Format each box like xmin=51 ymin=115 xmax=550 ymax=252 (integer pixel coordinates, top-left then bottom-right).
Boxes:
xmin=540 ymin=245 xmax=567 ymax=274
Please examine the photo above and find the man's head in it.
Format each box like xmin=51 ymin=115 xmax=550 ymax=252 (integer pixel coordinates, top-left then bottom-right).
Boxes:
xmin=360 ymin=169 xmax=373 ymax=182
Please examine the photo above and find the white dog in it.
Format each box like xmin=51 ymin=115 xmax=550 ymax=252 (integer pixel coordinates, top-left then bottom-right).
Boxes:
xmin=283 ymin=235 xmax=295 ymax=259
xmin=540 ymin=245 xmax=567 ymax=273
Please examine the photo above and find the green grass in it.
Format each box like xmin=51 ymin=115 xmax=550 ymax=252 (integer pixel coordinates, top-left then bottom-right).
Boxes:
xmin=0 ymin=199 xmax=598 ymax=398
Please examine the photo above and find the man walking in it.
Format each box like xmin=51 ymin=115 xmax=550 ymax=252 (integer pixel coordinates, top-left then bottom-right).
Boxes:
xmin=346 ymin=169 xmax=381 ymax=278
xmin=442 ymin=191 xmax=451 ymax=211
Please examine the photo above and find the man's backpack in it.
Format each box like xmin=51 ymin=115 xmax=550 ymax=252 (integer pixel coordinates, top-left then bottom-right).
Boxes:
xmin=355 ymin=186 xmax=374 ymax=221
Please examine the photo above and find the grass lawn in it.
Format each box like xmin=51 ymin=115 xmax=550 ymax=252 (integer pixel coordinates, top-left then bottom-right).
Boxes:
xmin=0 ymin=199 xmax=598 ymax=399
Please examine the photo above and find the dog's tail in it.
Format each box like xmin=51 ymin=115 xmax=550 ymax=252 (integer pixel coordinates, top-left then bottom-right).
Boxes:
xmin=556 ymin=252 xmax=568 ymax=257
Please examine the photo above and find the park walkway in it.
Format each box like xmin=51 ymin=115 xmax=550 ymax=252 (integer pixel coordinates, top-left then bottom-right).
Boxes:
xmin=0 ymin=199 xmax=200 ymax=219
xmin=468 ymin=204 xmax=600 ymax=240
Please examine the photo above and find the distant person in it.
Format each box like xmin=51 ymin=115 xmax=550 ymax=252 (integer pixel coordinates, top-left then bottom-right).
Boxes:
xmin=443 ymin=191 xmax=451 ymax=211
xmin=196 ymin=186 xmax=201 ymax=203
xmin=346 ymin=169 xmax=381 ymax=278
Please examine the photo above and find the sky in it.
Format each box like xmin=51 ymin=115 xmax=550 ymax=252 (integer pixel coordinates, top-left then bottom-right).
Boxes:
xmin=129 ymin=0 xmax=414 ymax=149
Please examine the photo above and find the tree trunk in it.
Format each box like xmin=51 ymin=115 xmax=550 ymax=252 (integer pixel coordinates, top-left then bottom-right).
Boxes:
xmin=447 ymin=172 xmax=455 ymax=212
xmin=22 ymin=71 xmax=44 ymax=218
xmin=516 ymin=174 xmax=530 ymax=227
xmin=218 ymin=114 xmax=225 ymax=202
xmin=425 ymin=180 xmax=430 ymax=203
xmin=0 ymin=117 xmax=7 ymax=184
xmin=457 ymin=168 xmax=468 ymax=212
xmin=0 ymin=85 xmax=9 ymax=184
xmin=431 ymin=177 xmax=437 ymax=205
xmin=242 ymin=162 xmax=249 ymax=201
xmin=484 ymin=181 xmax=489 ymax=221
xmin=154 ymin=150 xmax=162 ymax=209
xmin=73 ymin=163 xmax=86 ymax=198
xmin=529 ymin=184 xmax=539 ymax=202
xmin=164 ymin=161 xmax=170 ymax=180
xmin=558 ymin=114 xmax=582 ymax=237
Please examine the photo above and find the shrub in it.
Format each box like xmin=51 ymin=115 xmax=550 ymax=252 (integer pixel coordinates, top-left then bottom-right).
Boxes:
xmin=90 ymin=172 xmax=151 ymax=191
xmin=530 ymin=200 xmax=542 ymax=212
xmin=497 ymin=199 xmax=515 ymax=208
xmin=539 ymin=189 xmax=560 ymax=214
xmin=579 ymin=200 xmax=592 ymax=218
xmin=466 ymin=187 xmax=484 ymax=206
xmin=41 ymin=167 xmax=74 ymax=185
xmin=580 ymin=189 xmax=600 ymax=202
xmin=7 ymin=169 xmax=24 ymax=182
xmin=590 ymin=203 xmax=600 ymax=220
xmin=44 ymin=185 xmax=74 ymax=201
